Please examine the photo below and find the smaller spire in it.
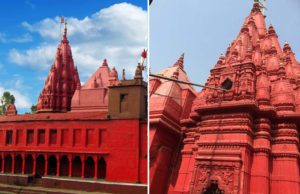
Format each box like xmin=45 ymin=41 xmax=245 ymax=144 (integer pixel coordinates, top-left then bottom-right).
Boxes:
xmin=134 ymin=63 xmax=143 ymax=80
xmin=102 ymin=59 xmax=108 ymax=67
xmin=252 ymin=0 xmax=261 ymax=13
xmin=122 ymin=69 xmax=126 ymax=80
xmin=173 ymin=53 xmax=184 ymax=69
xmin=268 ymin=24 xmax=276 ymax=35
xmin=217 ymin=53 xmax=225 ymax=66
xmin=283 ymin=41 xmax=292 ymax=53
xmin=109 ymin=67 xmax=118 ymax=79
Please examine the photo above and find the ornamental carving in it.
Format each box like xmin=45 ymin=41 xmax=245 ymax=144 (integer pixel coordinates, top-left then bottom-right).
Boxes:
xmin=190 ymin=164 xmax=238 ymax=194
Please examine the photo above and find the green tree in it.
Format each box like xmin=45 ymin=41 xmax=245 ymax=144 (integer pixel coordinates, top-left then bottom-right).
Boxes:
xmin=31 ymin=104 xmax=37 ymax=113
xmin=0 ymin=91 xmax=15 ymax=115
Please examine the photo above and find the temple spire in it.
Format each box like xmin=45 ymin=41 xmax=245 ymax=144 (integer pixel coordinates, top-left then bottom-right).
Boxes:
xmin=62 ymin=19 xmax=68 ymax=41
xmin=173 ymin=53 xmax=184 ymax=69
xmin=37 ymin=21 xmax=80 ymax=113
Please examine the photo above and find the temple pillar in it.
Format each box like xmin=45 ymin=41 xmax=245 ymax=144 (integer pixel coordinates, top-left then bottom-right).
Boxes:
xmin=33 ymin=154 xmax=36 ymax=175
xmin=68 ymin=155 xmax=72 ymax=177
xmin=44 ymin=154 xmax=48 ymax=176
xmin=12 ymin=153 xmax=15 ymax=174
xmin=56 ymin=155 xmax=60 ymax=176
xmin=250 ymin=118 xmax=271 ymax=194
xmin=21 ymin=153 xmax=25 ymax=174
xmin=93 ymin=156 xmax=98 ymax=180
xmin=270 ymin=123 xmax=299 ymax=194
xmin=81 ymin=155 xmax=85 ymax=179
xmin=170 ymin=125 xmax=197 ymax=194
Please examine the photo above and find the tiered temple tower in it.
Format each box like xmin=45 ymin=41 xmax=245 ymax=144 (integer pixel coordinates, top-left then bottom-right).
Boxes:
xmin=150 ymin=2 xmax=300 ymax=194
xmin=37 ymin=25 xmax=80 ymax=112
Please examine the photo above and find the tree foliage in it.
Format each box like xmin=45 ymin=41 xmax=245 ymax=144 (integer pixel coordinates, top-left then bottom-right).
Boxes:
xmin=31 ymin=104 xmax=37 ymax=113
xmin=0 ymin=91 xmax=15 ymax=115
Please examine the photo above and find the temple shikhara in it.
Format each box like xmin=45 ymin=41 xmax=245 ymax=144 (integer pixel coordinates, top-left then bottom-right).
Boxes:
xmin=150 ymin=2 xmax=300 ymax=194
xmin=0 ymin=23 xmax=147 ymax=194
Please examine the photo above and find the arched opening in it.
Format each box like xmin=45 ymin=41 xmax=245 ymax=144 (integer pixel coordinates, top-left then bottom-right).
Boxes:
xmin=98 ymin=158 xmax=106 ymax=179
xmin=36 ymin=155 xmax=45 ymax=178
xmin=84 ymin=157 xmax=94 ymax=178
xmin=4 ymin=155 xmax=12 ymax=173
xmin=47 ymin=155 xmax=57 ymax=176
xmin=72 ymin=156 xmax=82 ymax=177
xmin=221 ymin=78 xmax=233 ymax=90
xmin=25 ymin=155 xmax=33 ymax=174
xmin=202 ymin=180 xmax=224 ymax=194
xmin=14 ymin=155 xmax=22 ymax=174
xmin=60 ymin=156 xmax=69 ymax=176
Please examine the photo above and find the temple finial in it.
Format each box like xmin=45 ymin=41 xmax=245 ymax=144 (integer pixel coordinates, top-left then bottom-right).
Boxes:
xmin=102 ymin=59 xmax=108 ymax=67
xmin=173 ymin=53 xmax=184 ymax=69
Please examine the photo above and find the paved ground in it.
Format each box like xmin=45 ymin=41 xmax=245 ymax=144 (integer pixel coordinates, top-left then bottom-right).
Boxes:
xmin=0 ymin=183 xmax=112 ymax=194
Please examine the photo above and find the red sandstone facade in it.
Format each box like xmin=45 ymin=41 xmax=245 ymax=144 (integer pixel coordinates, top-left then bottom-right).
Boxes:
xmin=0 ymin=24 xmax=147 ymax=192
xmin=150 ymin=2 xmax=300 ymax=194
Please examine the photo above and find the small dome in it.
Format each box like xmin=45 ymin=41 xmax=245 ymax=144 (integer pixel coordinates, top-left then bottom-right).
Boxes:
xmin=109 ymin=67 xmax=118 ymax=78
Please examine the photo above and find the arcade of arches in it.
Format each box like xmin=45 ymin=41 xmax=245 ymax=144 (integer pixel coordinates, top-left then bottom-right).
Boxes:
xmin=0 ymin=153 xmax=106 ymax=179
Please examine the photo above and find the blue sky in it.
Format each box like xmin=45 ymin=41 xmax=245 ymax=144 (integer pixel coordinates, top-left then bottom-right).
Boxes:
xmin=0 ymin=0 xmax=147 ymax=113
xmin=150 ymin=0 xmax=300 ymax=91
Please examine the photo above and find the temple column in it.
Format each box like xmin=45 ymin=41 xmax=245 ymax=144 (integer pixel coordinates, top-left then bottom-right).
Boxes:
xmin=33 ymin=154 xmax=36 ymax=175
xmin=56 ymin=155 xmax=60 ymax=176
xmin=250 ymin=118 xmax=271 ymax=194
xmin=45 ymin=154 xmax=48 ymax=176
xmin=68 ymin=155 xmax=72 ymax=177
xmin=171 ymin=125 xmax=197 ymax=193
xmin=81 ymin=155 xmax=85 ymax=179
xmin=12 ymin=153 xmax=15 ymax=174
xmin=94 ymin=156 xmax=98 ymax=180
xmin=270 ymin=123 xmax=299 ymax=194
xmin=21 ymin=153 xmax=25 ymax=174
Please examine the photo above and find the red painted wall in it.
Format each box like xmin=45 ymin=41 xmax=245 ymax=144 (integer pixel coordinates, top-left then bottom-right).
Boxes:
xmin=0 ymin=117 xmax=147 ymax=184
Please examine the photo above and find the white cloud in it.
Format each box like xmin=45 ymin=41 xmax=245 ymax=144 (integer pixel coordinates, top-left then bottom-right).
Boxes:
xmin=11 ymin=3 xmax=148 ymax=79
xmin=0 ymin=32 xmax=32 ymax=43
xmin=12 ymin=33 xmax=33 ymax=43
xmin=9 ymin=45 xmax=56 ymax=69
xmin=0 ymin=75 xmax=33 ymax=110
xmin=0 ymin=86 xmax=32 ymax=109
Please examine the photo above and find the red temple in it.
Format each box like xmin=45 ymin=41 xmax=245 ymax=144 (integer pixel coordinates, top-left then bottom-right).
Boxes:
xmin=0 ymin=24 xmax=147 ymax=194
xmin=150 ymin=2 xmax=300 ymax=194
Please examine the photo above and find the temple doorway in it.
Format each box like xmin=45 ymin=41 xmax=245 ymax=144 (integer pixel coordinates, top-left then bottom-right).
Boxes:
xmin=60 ymin=155 xmax=69 ymax=176
xmin=25 ymin=155 xmax=33 ymax=174
xmin=36 ymin=155 xmax=45 ymax=178
xmin=48 ymin=155 xmax=57 ymax=176
xmin=84 ymin=156 xmax=95 ymax=178
xmin=202 ymin=181 xmax=224 ymax=194
xmin=14 ymin=155 xmax=22 ymax=174
xmin=98 ymin=157 xmax=106 ymax=179
xmin=4 ymin=155 xmax=12 ymax=173
xmin=72 ymin=156 xmax=82 ymax=177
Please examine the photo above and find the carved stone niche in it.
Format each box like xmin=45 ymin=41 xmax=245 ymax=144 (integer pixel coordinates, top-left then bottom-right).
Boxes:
xmin=219 ymin=66 xmax=237 ymax=100
xmin=190 ymin=161 xmax=240 ymax=194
